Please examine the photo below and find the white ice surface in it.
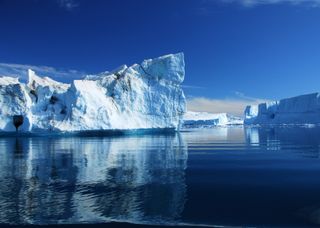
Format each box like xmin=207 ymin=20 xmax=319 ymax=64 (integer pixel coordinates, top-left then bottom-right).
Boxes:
xmin=244 ymin=93 xmax=320 ymax=125
xmin=0 ymin=53 xmax=186 ymax=132
xmin=183 ymin=111 xmax=243 ymax=128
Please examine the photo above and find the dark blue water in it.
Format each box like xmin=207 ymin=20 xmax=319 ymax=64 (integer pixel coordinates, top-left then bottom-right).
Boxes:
xmin=1 ymin=126 xmax=320 ymax=227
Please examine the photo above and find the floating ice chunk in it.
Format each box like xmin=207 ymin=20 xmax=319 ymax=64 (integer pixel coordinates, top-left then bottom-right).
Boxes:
xmin=244 ymin=93 xmax=320 ymax=125
xmin=183 ymin=111 xmax=243 ymax=128
xmin=0 ymin=53 xmax=186 ymax=132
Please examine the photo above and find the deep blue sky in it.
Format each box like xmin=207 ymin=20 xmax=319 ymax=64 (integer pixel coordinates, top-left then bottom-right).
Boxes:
xmin=1 ymin=0 xmax=320 ymax=103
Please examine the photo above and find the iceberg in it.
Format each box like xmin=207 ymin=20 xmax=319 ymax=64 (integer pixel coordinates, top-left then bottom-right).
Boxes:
xmin=244 ymin=93 xmax=320 ymax=125
xmin=183 ymin=111 xmax=243 ymax=128
xmin=0 ymin=53 xmax=186 ymax=132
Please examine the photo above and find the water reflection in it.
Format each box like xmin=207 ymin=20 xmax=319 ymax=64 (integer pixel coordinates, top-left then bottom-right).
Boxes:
xmin=182 ymin=127 xmax=245 ymax=143
xmin=182 ymin=127 xmax=320 ymax=227
xmin=0 ymin=134 xmax=187 ymax=225
xmin=245 ymin=126 xmax=320 ymax=155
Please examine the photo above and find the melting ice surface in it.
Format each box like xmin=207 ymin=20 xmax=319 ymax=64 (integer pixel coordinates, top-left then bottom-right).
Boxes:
xmin=1 ymin=127 xmax=320 ymax=226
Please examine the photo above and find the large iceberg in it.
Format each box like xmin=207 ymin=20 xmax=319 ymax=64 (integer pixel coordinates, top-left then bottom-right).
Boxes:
xmin=183 ymin=111 xmax=243 ymax=128
xmin=244 ymin=93 xmax=320 ymax=125
xmin=0 ymin=53 xmax=186 ymax=132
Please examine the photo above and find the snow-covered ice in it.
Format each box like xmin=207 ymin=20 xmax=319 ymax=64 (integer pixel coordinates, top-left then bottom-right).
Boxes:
xmin=244 ymin=93 xmax=320 ymax=125
xmin=0 ymin=53 xmax=186 ymax=132
xmin=183 ymin=111 xmax=243 ymax=128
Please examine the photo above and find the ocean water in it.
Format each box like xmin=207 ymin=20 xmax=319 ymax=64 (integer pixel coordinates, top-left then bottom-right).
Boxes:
xmin=1 ymin=126 xmax=320 ymax=227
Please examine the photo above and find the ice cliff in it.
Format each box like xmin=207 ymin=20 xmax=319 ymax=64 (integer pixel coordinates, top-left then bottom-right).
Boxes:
xmin=183 ymin=111 xmax=243 ymax=128
xmin=0 ymin=53 xmax=186 ymax=132
xmin=244 ymin=93 xmax=320 ymax=125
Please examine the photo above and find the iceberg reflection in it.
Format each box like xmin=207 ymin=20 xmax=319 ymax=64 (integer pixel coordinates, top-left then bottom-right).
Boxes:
xmin=245 ymin=126 xmax=320 ymax=153
xmin=0 ymin=134 xmax=187 ymax=225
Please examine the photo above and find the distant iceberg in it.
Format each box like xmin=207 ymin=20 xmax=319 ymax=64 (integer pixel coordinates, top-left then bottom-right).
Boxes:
xmin=183 ymin=111 xmax=243 ymax=128
xmin=244 ymin=93 xmax=320 ymax=125
xmin=0 ymin=53 xmax=186 ymax=132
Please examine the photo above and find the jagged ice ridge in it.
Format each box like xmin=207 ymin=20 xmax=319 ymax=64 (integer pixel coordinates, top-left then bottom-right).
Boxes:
xmin=0 ymin=53 xmax=186 ymax=132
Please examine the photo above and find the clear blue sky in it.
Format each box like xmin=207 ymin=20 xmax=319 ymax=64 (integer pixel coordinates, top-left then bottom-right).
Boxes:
xmin=1 ymin=0 xmax=320 ymax=114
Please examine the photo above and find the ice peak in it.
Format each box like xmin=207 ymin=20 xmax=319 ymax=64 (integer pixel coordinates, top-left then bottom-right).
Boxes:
xmin=140 ymin=52 xmax=185 ymax=84
xmin=27 ymin=69 xmax=69 ymax=91
xmin=0 ymin=76 xmax=19 ymax=86
xmin=109 ymin=64 xmax=128 ymax=75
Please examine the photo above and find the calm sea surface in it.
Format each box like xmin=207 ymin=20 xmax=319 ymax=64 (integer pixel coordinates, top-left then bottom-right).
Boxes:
xmin=1 ymin=126 xmax=320 ymax=227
